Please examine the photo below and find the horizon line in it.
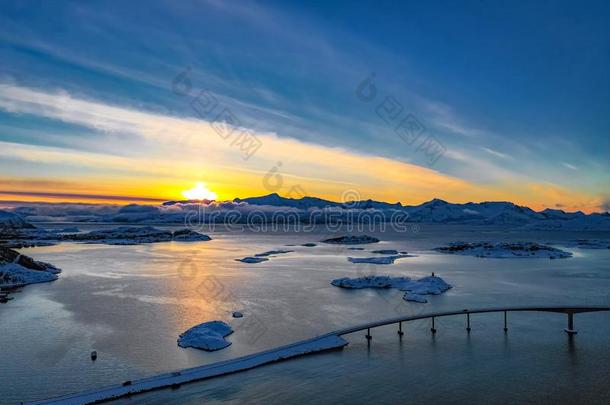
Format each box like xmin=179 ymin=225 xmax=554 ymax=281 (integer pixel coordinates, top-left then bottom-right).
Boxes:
xmin=1 ymin=192 xmax=605 ymax=215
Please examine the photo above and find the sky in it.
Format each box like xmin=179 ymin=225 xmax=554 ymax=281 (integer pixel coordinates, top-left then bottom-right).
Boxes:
xmin=0 ymin=0 xmax=608 ymax=212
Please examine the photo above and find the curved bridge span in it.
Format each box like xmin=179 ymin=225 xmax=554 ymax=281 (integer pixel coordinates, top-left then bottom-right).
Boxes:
xmin=335 ymin=305 xmax=610 ymax=338
xmin=33 ymin=306 xmax=610 ymax=405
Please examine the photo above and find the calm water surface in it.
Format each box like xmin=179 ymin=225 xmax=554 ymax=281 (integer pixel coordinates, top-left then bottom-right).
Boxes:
xmin=1 ymin=225 xmax=609 ymax=403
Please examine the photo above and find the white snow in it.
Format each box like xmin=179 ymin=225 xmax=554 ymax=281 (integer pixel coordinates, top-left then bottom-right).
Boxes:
xmin=404 ymin=275 xmax=452 ymax=295
xmin=0 ymin=247 xmax=61 ymax=288
xmin=7 ymin=197 xmax=610 ymax=229
xmin=403 ymin=292 xmax=427 ymax=303
xmin=235 ymin=193 xmax=402 ymax=210
xmin=0 ymin=262 xmax=58 ymax=287
xmin=321 ymin=235 xmax=380 ymax=245
xmin=0 ymin=211 xmax=60 ymax=248
xmin=331 ymin=275 xmax=451 ymax=303
xmin=434 ymin=242 xmax=573 ymax=259
xmin=331 ymin=275 xmax=401 ymax=288
xmin=405 ymin=199 xmax=543 ymax=224
xmin=347 ymin=255 xmax=410 ymax=264
xmin=0 ymin=210 xmax=35 ymax=230
xmin=177 ymin=321 xmax=234 ymax=351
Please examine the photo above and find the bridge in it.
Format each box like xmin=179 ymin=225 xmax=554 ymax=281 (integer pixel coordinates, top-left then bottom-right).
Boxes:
xmin=334 ymin=305 xmax=610 ymax=338
xmin=32 ymin=305 xmax=610 ymax=405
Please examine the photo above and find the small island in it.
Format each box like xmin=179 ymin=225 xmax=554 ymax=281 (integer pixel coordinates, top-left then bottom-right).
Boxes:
xmin=0 ymin=247 xmax=61 ymax=301
xmin=371 ymin=249 xmax=400 ymax=255
xmin=236 ymin=249 xmax=293 ymax=263
xmin=235 ymin=257 xmax=269 ymax=264
xmin=63 ymin=226 xmax=211 ymax=245
xmin=347 ymin=255 xmax=411 ymax=265
xmin=566 ymin=239 xmax=610 ymax=249
xmin=434 ymin=242 xmax=572 ymax=259
xmin=321 ymin=235 xmax=380 ymax=245
xmin=178 ymin=321 xmax=234 ymax=351
xmin=331 ymin=274 xmax=452 ymax=303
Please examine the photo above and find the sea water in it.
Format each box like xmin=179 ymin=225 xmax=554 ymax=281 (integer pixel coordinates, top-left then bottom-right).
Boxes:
xmin=1 ymin=224 xmax=609 ymax=403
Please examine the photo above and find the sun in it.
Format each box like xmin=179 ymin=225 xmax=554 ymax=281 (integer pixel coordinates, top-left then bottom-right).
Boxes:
xmin=182 ymin=182 xmax=218 ymax=201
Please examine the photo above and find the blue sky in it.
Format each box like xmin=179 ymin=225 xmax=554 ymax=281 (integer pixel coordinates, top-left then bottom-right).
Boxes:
xmin=0 ymin=0 xmax=608 ymax=211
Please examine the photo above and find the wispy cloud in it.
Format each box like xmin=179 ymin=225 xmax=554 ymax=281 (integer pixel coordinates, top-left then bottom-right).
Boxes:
xmin=0 ymin=83 xmax=475 ymax=202
xmin=482 ymin=147 xmax=512 ymax=160
xmin=562 ymin=162 xmax=579 ymax=171
xmin=0 ymin=82 xmax=604 ymax=212
xmin=443 ymin=148 xmax=516 ymax=182
xmin=0 ymin=190 xmax=167 ymax=203
xmin=421 ymin=100 xmax=485 ymax=138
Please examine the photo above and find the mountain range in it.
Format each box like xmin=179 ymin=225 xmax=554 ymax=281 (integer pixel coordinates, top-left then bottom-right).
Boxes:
xmin=191 ymin=193 xmax=607 ymax=229
xmin=4 ymin=193 xmax=610 ymax=230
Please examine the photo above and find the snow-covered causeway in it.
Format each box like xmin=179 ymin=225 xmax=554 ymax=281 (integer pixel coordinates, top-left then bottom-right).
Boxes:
xmin=34 ymin=334 xmax=349 ymax=404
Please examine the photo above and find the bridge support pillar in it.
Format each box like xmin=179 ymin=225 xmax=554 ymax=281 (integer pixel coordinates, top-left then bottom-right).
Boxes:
xmin=504 ymin=311 xmax=508 ymax=332
xmin=431 ymin=317 xmax=437 ymax=334
xmin=466 ymin=313 xmax=471 ymax=332
xmin=398 ymin=321 xmax=404 ymax=336
xmin=564 ymin=313 xmax=577 ymax=335
xmin=366 ymin=328 xmax=372 ymax=340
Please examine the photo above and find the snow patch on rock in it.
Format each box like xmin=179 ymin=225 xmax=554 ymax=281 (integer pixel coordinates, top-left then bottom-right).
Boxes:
xmin=177 ymin=321 xmax=234 ymax=351
xmin=403 ymin=292 xmax=427 ymax=303
xmin=0 ymin=211 xmax=60 ymax=248
xmin=0 ymin=247 xmax=61 ymax=289
xmin=331 ymin=275 xmax=451 ymax=303
xmin=0 ymin=210 xmax=36 ymax=230
xmin=347 ymin=255 xmax=411 ymax=264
